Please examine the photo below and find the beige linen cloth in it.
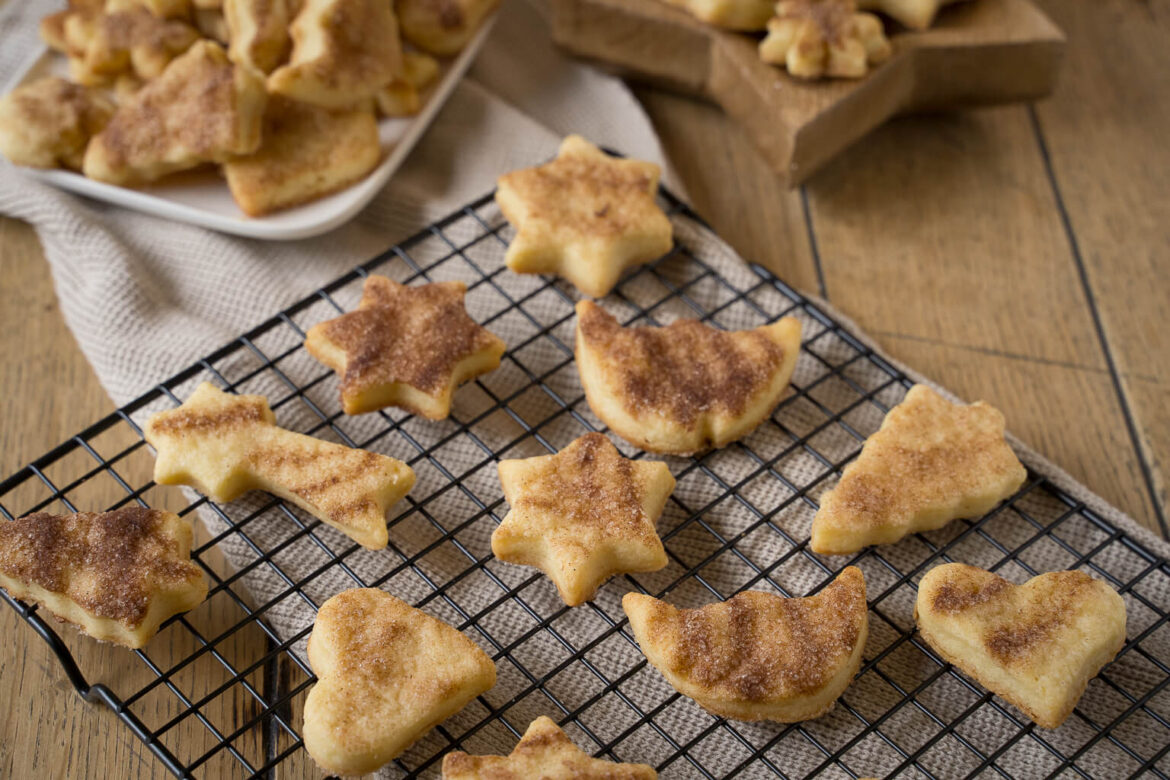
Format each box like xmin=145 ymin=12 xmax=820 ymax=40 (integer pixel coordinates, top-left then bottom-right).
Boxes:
xmin=2 ymin=2 xmax=1169 ymax=778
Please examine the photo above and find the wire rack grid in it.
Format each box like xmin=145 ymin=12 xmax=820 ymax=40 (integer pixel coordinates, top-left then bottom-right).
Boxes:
xmin=1 ymin=187 xmax=1169 ymax=780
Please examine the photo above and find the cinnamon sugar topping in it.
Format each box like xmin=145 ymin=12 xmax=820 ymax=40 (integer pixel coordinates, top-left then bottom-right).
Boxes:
xmin=0 ymin=507 xmax=202 ymax=627
xmin=577 ymin=301 xmax=785 ymax=424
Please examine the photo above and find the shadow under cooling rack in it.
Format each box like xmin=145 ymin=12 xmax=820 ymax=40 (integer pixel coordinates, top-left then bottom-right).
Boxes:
xmin=1 ymin=188 xmax=1168 ymax=780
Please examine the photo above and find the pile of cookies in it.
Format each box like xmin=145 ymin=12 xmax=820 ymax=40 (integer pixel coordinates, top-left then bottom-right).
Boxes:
xmin=662 ymin=0 xmax=971 ymax=79
xmin=0 ymin=138 xmax=1131 ymax=776
xmin=0 ymin=0 xmax=496 ymax=215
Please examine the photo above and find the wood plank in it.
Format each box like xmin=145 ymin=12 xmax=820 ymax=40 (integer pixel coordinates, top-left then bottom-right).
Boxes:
xmin=1030 ymin=0 xmax=1170 ymax=531
xmin=552 ymin=0 xmax=1064 ymax=183
xmin=802 ymin=107 xmax=1161 ymax=534
xmin=634 ymin=87 xmax=821 ymax=294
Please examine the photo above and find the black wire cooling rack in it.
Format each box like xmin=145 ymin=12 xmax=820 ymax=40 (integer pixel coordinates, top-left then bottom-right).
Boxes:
xmin=2 ymin=188 xmax=1169 ymax=780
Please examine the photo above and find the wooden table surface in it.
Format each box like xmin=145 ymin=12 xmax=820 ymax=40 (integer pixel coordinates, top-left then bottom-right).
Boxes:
xmin=1 ymin=0 xmax=1167 ymax=776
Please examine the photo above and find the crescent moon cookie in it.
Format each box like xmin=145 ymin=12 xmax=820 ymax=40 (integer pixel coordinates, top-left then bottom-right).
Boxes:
xmin=759 ymin=0 xmax=891 ymax=80
xmin=810 ymin=385 xmax=1027 ymax=555
xmin=623 ymin=567 xmax=868 ymax=722
xmin=857 ymin=0 xmax=968 ymax=30
xmin=574 ymin=300 xmax=802 ymax=455
xmin=493 ymin=432 xmax=675 ymax=607
xmin=303 ymin=588 xmax=496 ymax=776
xmin=915 ymin=563 xmax=1127 ymax=728
xmin=0 ymin=507 xmax=207 ymax=649
xmin=442 ymin=715 xmax=658 ymax=779
xmin=144 ymin=382 xmax=415 ymax=550
xmin=304 ymin=276 xmax=506 ymax=419
xmin=495 ymin=135 xmax=674 ymax=299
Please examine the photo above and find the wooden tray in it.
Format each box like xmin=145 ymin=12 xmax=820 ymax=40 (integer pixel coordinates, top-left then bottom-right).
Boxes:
xmin=551 ymin=0 xmax=1065 ymax=184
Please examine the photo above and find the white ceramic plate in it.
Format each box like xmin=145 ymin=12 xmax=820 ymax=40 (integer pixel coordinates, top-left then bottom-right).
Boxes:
xmin=10 ymin=20 xmax=494 ymax=240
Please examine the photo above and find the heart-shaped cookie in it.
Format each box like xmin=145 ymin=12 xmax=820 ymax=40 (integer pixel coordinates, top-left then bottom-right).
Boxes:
xmin=302 ymin=588 xmax=496 ymax=775
xmin=915 ymin=563 xmax=1126 ymax=728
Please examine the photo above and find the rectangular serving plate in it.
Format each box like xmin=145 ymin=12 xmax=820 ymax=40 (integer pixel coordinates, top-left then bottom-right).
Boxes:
xmin=6 ymin=19 xmax=495 ymax=241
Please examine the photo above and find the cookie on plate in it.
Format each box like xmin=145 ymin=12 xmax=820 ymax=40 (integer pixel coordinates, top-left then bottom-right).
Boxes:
xmin=495 ymin=135 xmax=673 ymax=299
xmin=224 ymin=97 xmax=381 ymax=216
xmin=624 ymin=567 xmax=868 ymax=722
xmin=63 ymin=6 xmax=200 ymax=86
xmin=0 ymin=507 xmax=207 ymax=648
xmin=493 ymin=432 xmax=674 ymax=606
xmin=304 ymin=588 xmax=496 ymax=776
xmin=575 ymin=300 xmax=802 ymax=454
xmin=0 ymin=77 xmax=114 ymax=170
xmin=442 ymin=715 xmax=657 ymax=779
xmin=810 ymin=385 xmax=1027 ymax=555
xmin=304 ymin=276 xmax=506 ymax=419
xmin=223 ymin=0 xmax=292 ymax=73
xmin=375 ymin=50 xmax=440 ymax=117
xmin=759 ymin=0 xmax=891 ymax=80
xmin=268 ymin=0 xmax=402 ymax=109
xmin=83 ymin=41 xmax=266 ymax=185
xmin=396 ymin=0 xmax=498 ymax=56
xmin=144 ymin=382 xmax=415 ymax=550
xmin=916 ymin=563 xmax=1126 ymax=728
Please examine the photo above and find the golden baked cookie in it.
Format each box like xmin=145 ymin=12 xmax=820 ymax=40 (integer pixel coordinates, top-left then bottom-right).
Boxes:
xmin=624 ymin=567 xmax=868 ymax=722
xmin=0 ymin=77 xmax=114 ymax=170
xmin=304 ymin=276 xmax=506 ymax=419
xmin=495 ymin=135 xmax=673 ymax=299
xmin=442 ymin=715 xmax=658 ymax=779
xmin=575 ymin=300 xmax=801 ymax=454
xmin=83 ymin=41 xmax=266 ymax=185
xmin=660 ymin=0 xmax=773 ymax=30
xmin=224 ymin=98 xmax=381 ymax=216
xmin=144 ymin=382 xmax=415 ymax=550
xmin=810 ymin=385 xmax=1027 ymax=555
xmin=375 ymin=50 xmax=441 ymax=118
xmin=223 ymin=0 xmax=292 ymax=73
xmin=857 ymin=0 xmax=967 ymax=30
xmin=759 ymin=0 xmax=891 ymax=79
xmin=0 ymin=507 xmax=207 ymax=649
xmin=268 ymin=0 xmax=403 ymax=109
xmin=915 ymin=563 xmax=1126 ymax=728
xmin=63 ymin=6 xmax=200 ymax=86
xmin=396 ymin=0 xmax=498 ymax=56
xmin=105 ymin=0 xmax=193 ymax=18
xmin=493 ymin=432 xmax=674 ymax=607
xmin=193 ymin=7 xmax=230 ymax=43
xmin=304 ymin=588 xmax=496 ymax=776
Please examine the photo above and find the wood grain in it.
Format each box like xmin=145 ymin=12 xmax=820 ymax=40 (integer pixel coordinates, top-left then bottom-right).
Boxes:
xmin=1030 ymin=0 xmax=1170 ymax=533
xmin=552 ymin=0 xmax=1064 ymax=182
xmin=800 ymin=106 xmax=1157 ymax=526
xmin=2 ymin=1 xmax=1169 ymax=774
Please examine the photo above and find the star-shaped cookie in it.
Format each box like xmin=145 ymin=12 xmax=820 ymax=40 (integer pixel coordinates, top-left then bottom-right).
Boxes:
xmin=810 ymin=385 xmax=1027 ymax=555
xmin=304 ymin=276 xmax=506 ymax=419
xmin=493 ymin=432 xmax=674 ymax=606
xmin=442 ymin=715 xmax=658 ymax=778
xmin=495 ymin=135 xmax=674 ymax=298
